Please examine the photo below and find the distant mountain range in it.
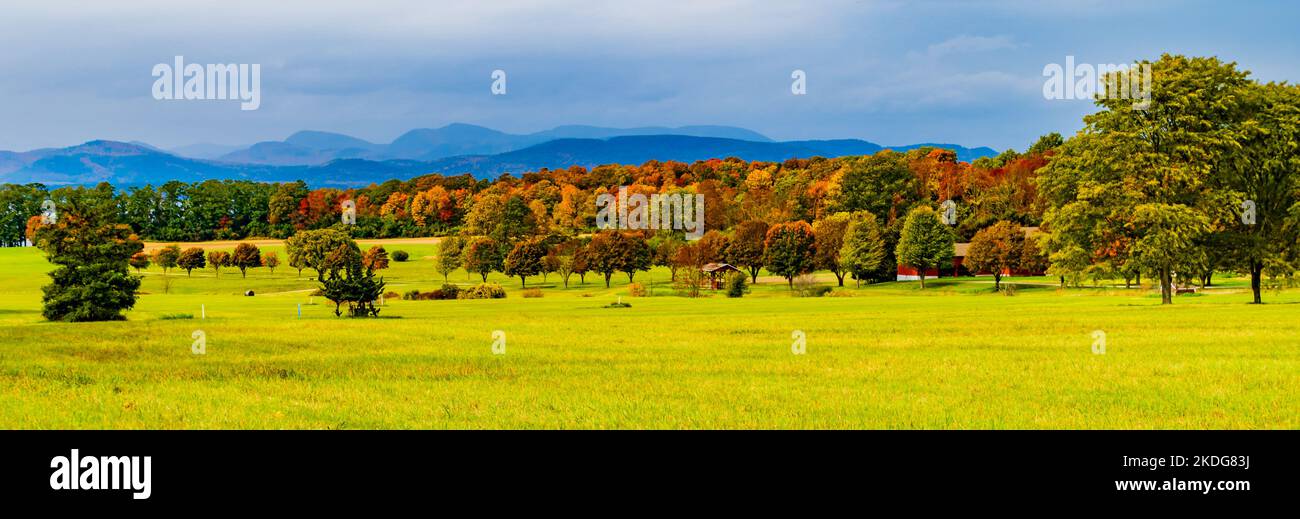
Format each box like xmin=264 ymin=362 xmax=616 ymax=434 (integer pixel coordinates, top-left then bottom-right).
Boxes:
xmin=0 ymin=124 xmax=997 ymax=187
xmin=207 ymin=124 xmax=777 ymax=165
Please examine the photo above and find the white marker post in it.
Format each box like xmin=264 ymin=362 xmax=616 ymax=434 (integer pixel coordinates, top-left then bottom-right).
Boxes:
xmin=297 ymin=304 xmax=302 ymax=319
xmin=201 ymin=304 xmax=206 ymax=320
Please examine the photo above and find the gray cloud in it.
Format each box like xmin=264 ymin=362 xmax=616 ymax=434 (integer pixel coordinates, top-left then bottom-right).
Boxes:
xmin=0 ymin=0 xmax=1295 ymax=152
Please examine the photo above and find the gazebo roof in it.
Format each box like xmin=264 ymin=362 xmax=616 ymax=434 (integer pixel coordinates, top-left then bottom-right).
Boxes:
xmin=701 ymin=262 xmax=742 ymax=273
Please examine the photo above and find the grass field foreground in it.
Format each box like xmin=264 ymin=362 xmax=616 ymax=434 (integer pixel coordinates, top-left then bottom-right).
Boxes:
xmin=1 ymin=241 xmax=1297 ymax=429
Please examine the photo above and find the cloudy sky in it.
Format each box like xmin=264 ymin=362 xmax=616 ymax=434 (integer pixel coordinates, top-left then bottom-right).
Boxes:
xmin=1 ymin=0 xmax=1296 ymax=152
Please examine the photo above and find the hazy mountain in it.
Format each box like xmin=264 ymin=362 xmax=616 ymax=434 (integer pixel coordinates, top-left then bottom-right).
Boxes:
xmin=0 ymin=133 xmax=998 ymax=187
xmin=195 ymin=123 xmax=777 ymax=165
xmin=168 ymin=142 xmax=246 ymax=160
xmin=283 ymin=130 xmax=379 ymax=152
xmin=416 ymin=136 xmax=995 ymax=177
xmin=531 ymin=125 xmax=772 ymax=142
xmin=0 ymin=141 xmax=302 ymax=185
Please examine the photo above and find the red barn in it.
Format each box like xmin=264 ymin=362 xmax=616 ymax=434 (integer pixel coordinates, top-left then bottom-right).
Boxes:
xmin=896 ymin=227 xmax=1045 ymax=281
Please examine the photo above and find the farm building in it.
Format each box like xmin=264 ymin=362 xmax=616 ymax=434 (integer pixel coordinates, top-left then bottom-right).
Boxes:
xmin=896 ymin=227 xmax=1045 ymax=281
xmin=701 ymin=262 xmax=742 ymax=289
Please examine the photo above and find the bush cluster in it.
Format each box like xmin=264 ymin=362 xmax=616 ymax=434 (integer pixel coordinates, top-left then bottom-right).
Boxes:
xmin=458 ymin=283 xmax=507 ymax=300
xmin=402 ymin=284 xmax=462 ymax=300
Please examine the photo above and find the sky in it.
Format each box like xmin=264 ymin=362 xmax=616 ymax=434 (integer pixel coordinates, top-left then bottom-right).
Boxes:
xmin=1 ymin=0 xmax=1297 ymax=152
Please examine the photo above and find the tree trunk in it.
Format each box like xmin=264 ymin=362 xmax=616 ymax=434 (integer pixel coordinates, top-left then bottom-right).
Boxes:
xmin=919 ymin=272 xmax=926 ymax=289
xmin=1160 ymin=267 xmax=1173 ymax=305
xmin=750 ymin=266 xmax=760 ymax=284
xmin=480 ymin=272 xmax=488 ymax=282
xmin=604 ymin=272 xmax=612 ymax=288
xmin=520 ymin=276 xmax=526 ymax=288
xmin=994 ymin=273 xmax=1001 ymax=290
xmin=835 ymin=271 xmax=845 ymax=287
xmin=1250 ymin=261 xmax=1263 ymax=304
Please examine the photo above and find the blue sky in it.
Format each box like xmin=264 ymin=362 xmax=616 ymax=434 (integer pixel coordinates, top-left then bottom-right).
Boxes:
xmin=1 ymin=0 xmax=1297 ymax=152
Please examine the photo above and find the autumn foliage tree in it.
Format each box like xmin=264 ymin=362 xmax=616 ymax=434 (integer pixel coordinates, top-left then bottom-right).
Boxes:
xmin=177 ymin=247 xmax=206 ymax=275
xmin=263 ymin=251 xmax=281 ymax=274
xmin=128 ymin=251 xmax=151 ymax=273
xmin=504 ymin=238 xmax=547 ymax=287
xmin=965 ymin=220 xmax=1025 ymax=290
xmin=463 ymin=237 xmax=503 ymax=282
xmin=152 ymin=245 xmax=181 ymax=275
xmin=207 ymin=250 xmax=230 ymax=277
xmin=812 ymin=212 xmax=852 ymax=286
xmin=363 ymin=245 xmax=390 ymax=271
xmin=231 ymin=243 xmax=262 ymax=278
xmin=728 ymin=220 xmax=769 ymax=283
xmin=585 ymin=231 xmax=622 ymax=288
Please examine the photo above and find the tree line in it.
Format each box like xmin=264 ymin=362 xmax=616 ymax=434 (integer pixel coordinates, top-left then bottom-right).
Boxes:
xmin=18 ymin=53 xmax=1300 ymax=323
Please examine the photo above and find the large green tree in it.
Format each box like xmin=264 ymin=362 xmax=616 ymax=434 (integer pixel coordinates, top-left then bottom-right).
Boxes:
xmin=34 ymin=189 xmax=143 ymax=322
xmin=285 ymin=228 xmax=360 ymax=281
xmin=764 ymin=221 xmax=817 ymax=288
xmin=1217 ymin=82 xmax=1300 ymax=303
xmin=1039 ymin=55 xmax=1252 ymax=304
xmin=437 ymin=235 xmax=465 ymax=282
xmin=895 ymin=206 xmax=954 ymax=289
xmin=839 ymin=211 xmax=886 ymax=288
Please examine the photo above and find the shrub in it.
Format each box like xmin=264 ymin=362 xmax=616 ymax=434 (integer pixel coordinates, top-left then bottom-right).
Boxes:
xmin=459 ymin=283 xmax=507 ymax=300
xmin=402 ymin=289 xmax=422 ymax=301
xmin=792 ymin=274 xmax=831 ymax=297
xmin=436 ymin=284 xmax=460 ymax=300
xmin=383 ymin=291 xmax=401 ymax=299
xmin=391 ymin=250 xmax=410 ymax=262
xmin=521 ymin=288 xmax=544 ymax=298
xmin=628 ymin=283 xmax=647 ymax=297
xmin=725 ymin=273 xmax=749 ymax=298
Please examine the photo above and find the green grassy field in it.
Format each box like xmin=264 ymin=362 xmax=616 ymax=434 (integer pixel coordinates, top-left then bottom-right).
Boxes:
xmin=1 ymin=241 xmax=1297 ymax=429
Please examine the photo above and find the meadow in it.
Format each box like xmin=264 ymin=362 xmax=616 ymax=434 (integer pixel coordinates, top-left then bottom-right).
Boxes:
xmin=1 ymin=241 xmax=1297 ymax=429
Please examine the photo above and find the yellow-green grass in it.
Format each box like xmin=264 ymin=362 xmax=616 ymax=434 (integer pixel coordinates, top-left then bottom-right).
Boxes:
xmin=1 ymin=241 xmax=1297 ymax=429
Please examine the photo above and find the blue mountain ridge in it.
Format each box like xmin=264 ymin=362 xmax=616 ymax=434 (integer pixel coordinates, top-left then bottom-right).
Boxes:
xmin=0 ymin=131 xmax=997 ymax=187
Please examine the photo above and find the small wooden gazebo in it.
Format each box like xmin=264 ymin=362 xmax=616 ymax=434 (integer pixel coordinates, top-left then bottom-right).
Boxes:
xmin=701 ymin=262 xmax=743 ymax=290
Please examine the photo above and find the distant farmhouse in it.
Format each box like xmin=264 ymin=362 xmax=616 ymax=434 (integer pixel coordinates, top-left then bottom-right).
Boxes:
xmin=897 ymin=227 xmax=1045 ymax=281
